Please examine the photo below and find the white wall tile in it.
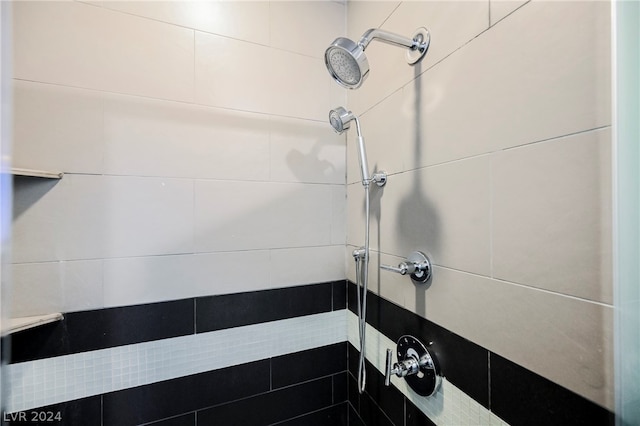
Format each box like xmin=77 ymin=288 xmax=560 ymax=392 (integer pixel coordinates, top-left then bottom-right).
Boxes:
xmin=98 ymin=5 xmax=194 ymax=102
xmin=11 ymin=262 xmax=64 ymax=317
xmin=404 ymin=267 xmax=613 ymax=410
xmin=61 ymin=260 xmax=104 ymax=313
xmin=346 ymin=1 xmax=400 ymax=42
xmin=103 ymin=254 xmax=197 ymax=307
xmin=270 ymin=116 xmax=345 ymax=184
xmin=13 ymin=81 xmax=104 ymax=175
xmin=105 ymin=250 xmax=273 ymax=306
xmin=100 ymin=1 xmax=270 ymax=45
xmin=346 ymin=182 xmax=376 ymax=250
xmin=270 ymin=1 xmax=345 ymax=58
xmin=376 ymin=157 xmax=491 ymax=276
xmin=191 ymin=251 xmax=271 ymax=296
xmin=490 ymin=0 xmax=528 ymax=26
xmin=14 ymin=1 xmax=194 ymax=102
xmin=492 ymin=128 xmax=612 ymax=303
xmin=92 ymin=176 xmax=195 ymax=259
xmin=13 ymin=175 xmax=194 ymax=263
xmin=103 ymin=93 xmax=270 ymax=180
xmin=347 ymin=0 xmax=489 ymax=113
xmin=331 ymin=185 xmax=347 ymax=245
xmin=268 ymin=49 xmax=330 ymax=121
xmin=195 ymin=32 xmax=271 ymax=113
xmin=348 ymin=89 xmax=407 ymax=184
xmin=401 ymin=0 xmax=611 ymax=167
xmin=195 ymin=181 xmax=332 ymax=252
xmin=271 ymin=245 xmax=345 ymax=287
xmin=13 ymin=1 xmax=106 ymax=92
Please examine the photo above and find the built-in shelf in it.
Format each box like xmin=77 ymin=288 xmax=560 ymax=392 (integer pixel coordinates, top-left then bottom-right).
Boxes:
xmin=4 ymin=313 xmax=64 ymax=334
xmin=10 ymin=167 xmax=63 ymax=179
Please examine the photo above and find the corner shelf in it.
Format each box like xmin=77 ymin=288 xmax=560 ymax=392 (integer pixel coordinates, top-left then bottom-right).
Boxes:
xmin=4 ymin=313 xmax=64 ymax=334
xmin=10 ymin=168 xmax=63 ymax=179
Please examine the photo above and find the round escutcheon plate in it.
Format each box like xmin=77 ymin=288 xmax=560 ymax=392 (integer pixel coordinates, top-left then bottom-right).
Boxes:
xmin=397 ymin=335 xmax=442 ymax=397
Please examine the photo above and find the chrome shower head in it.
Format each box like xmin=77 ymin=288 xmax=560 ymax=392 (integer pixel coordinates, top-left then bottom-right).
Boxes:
xmin=325 ymin=27 xmax=430 ymax=90
xmin=325 ymin=38 xmax=370 ymax=90
xmin=329 ymin=106 xmax=369 ymax=185
xmin=329 ymin=106 xmax=357 ymax=134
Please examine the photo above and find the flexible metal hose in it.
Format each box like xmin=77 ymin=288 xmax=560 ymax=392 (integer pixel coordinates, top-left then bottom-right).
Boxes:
xmin=356 ymin=183 xmax=371 ymax=394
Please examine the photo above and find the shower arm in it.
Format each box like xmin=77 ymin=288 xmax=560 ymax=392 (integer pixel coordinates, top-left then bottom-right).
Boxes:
xmin=358 ymin=28 xmax=424 ymax=51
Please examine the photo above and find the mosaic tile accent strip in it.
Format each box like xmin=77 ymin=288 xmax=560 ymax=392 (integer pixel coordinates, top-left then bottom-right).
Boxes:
xmin=7 ymin=310 xmax=348 ymax=412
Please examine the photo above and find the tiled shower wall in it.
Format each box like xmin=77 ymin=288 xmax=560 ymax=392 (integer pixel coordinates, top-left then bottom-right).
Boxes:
xmin=9 ymin=1 xmax=348 ymax=423
xmin=11 ymin=1 xmax=346 ymax=317
xmin=345 ymin=0 xmax=613 ymax=415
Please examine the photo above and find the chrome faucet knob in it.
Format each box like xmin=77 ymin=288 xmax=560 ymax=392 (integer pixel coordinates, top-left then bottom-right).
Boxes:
xmin=380 ymin=261 xmax=415 ymax=275
xmin=380 ymin=251 xmax=432 ymax=284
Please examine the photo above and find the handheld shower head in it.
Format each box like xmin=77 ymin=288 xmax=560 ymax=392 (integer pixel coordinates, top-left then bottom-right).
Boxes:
xmin=329 ymin=106 xmax=356 ymax=134
xmin=325 ymin=27 xmax=430 ymax=90
xmin=329 ymin=107 xmax=369 ymax=185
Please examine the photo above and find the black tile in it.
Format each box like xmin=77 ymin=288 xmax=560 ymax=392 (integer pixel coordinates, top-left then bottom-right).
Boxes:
xmin=272 ymin=343 xmax=347 ymax=389
xmin=348 ymin=281 xmax=490 ymax=408
xmin=490 ymin=353 xmax=614 ymax=426
xmin=333 ymin=372 xmax=348 ymax=404
xmin=358 ymin=390 xmax=396 ymax=426
xmin=197 ymin=376 xmax=333 ymax=426
xmin=348 ymin=404 xmax=366 ymax=426
xmin=142 ymin=413 xmax=195 ymax=426
xmin=361 ymin=357 xmax=405 ymax=426
xmin=271 ymin=403 xmax=348 ymax=426
xmin=348 ymin=371 xmax=360 ymax=412
xmin=3 ymin=396 xmax=101 ymax=426
xmin=348 ymin=343 xmax=404 ymax=426
xmin=348 ymin=342 xmax=360 ymax=378
xmin=103 ymin=360 xmax=270 ymax=425
xmin=406 ymin=400 xmax=436 ymax=426
xmin=196 ymin=283 xmax=333 ymax=333
xmin=10 ymin=299 xmax=194 ymax=363
xmin=333 ymin=280 xmax=347 ymax=310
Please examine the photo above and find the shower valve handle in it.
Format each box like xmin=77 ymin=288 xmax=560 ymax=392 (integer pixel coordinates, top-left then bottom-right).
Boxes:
xmin=384 ymin=349 xmax=420 ymax=386
xmin=380 ymin=262 xmax=415 ymax=275
xmin=384 ymin=336 xmax=443 ymax=397
xmin=380 ymin=251 xmax=432 ymax=284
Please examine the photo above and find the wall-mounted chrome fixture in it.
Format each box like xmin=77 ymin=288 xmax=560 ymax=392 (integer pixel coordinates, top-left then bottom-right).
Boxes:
xmin=385 ymin=335 xmax=442 ymax=397
xmin=381 ymin=251 xmax=432 ymax=284
xmin=329 ymin=107 xmax=387 ymax=188
xmin=332 ymin=105 xmax=387 ymax=395
xmin=325 ymin=27 xmax=430 ymax=89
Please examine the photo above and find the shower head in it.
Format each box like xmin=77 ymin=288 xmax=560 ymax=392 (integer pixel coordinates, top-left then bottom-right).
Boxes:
xmin=329 ymin=106 xmax=369 ymax=185
xmin=325 ymin=38 xmax=370 ymax=90
xmin=329 ymin=106 xmax=357 ymax=134
xmin=325 ymin=27 xmax=430 ymax=90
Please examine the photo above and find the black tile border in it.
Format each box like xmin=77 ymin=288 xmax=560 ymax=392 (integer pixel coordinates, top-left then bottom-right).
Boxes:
xmin=197 ymin=376 xmax=333 ymax=426
xmin=272 ymin=403 xmax=348 ymax=426
xmin=10 ymin=281 xmax=346 ymax=364
xmin=9 ymin=298 xmax=195 ymax=364
xmin=272 ymin=342 xmax=347 ymax=389
xmin=196 ymin=282 xmax=335 ymax=333
xmin=490 ymin=353 xmax=615 ymax=426
xmin=347 ymin=281 xmax=615 ymax=426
